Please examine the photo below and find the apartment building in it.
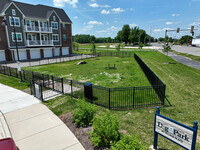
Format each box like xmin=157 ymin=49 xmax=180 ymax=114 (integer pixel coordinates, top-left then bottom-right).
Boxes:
xmin=0 ymin=0 xmax=72 ymax=62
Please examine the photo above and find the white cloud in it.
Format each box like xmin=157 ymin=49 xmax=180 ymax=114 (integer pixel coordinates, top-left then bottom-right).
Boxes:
xmin=74 ymin=16 xmax=78 ymax=19
xmin=88 ymin=21 xmax=103 ymax=25
xmin=82 ymin=24 xmax=94 ymax=30
xmin=130 ymin=8 xmax=135 ymax=11
xmin=53 ymin=0 xmax=78 ymax=8
xmin=111 ymin=8 xmax=125 ymax=14
xmin=89 ymin=3 xmax=99 ymax=7
xmin=96 ymin=30 xmax=107 ymax=33
xmin=154 ymin=29 xmax=162 ymax=32
xmin=101 ymin=9 xmax=110 ymax=15
xmin=101 ymin=5 xmax=110 ymax=8
xmin=129 ymin=24 xmax=137 ymax=28
xmin=171 ymin=13 xmax=180 ymax=17
xmin=166 ymin=22 xmax=173 ymax=25
xmin=190 ymin=22 xmax=200 ymax=25
xmin=107 ymin=26 xmax=120 ymax=31
xmin=90 ymin=0 xmax=96 ymax=2
xmin=106 ymin=22 xmax=109 ymax=25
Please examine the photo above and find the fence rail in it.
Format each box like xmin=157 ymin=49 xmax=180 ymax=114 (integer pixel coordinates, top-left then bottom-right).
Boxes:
xmin=0 ymin=52 xmax=166 ymax=109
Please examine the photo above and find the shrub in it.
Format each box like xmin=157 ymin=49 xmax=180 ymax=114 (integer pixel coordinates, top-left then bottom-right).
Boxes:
xmin=90 ymin=111 xmax=120 ymax=147
xmin=111 ymin=134 xmax=148 ymax=150
xmin=72 ymin=100 xmax=97 ymax=127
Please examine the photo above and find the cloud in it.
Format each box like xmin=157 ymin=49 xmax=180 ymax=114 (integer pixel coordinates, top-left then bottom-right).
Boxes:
xmin=129 ymin=24 xmax=137 ymax=28
xmin=96 ymin=30 xmax=107 ymax=33
xmin=129 ymin=8 xmax=135 ymax=11
xmin=154 ymin=28 xmax=173 ymax=32
xmin=154 ymin=29 xmax=162 ymax=32
xmin=171 ymin=13 xmax=180 ymax=17
xmin=107 ymin=26 xmax=120 ymax=31
xmin=111 ymin=8 xmax=125 ymax=14
xmin=101 ymin=9 xmax=111 ymax=15
xmin=88 ymin=3 xmax=110 ymax=8
xmin=89 ymin=3 xmax=99 ymax=7
xmin=74 ymin=16 xmax=78 ymax=19
xmin=53 ymin=0 xmax=78 ymax=8
xmin=88 ymin=21 xmax=103 ymax=25
xmin=190 ymin=22 xmax=200 ymax=25
xmin=166 ymin=22 xmax=173 ymax=25
xmin=82 ymin=24 xmax=94 ymax=30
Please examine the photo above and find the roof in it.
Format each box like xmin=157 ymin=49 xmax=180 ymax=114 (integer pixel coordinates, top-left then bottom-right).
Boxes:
xmin=0 ymin=0 xmax=72 ymax=23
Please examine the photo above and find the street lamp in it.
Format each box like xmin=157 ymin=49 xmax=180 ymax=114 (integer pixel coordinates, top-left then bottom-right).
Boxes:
xmin=1 ymin=16 xmax=22 ymax=82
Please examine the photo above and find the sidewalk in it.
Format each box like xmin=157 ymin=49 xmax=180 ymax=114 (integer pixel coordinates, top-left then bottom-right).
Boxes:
xmin=0 ymin=83 xmax=84 ymax=150
xmin=159 ymin=50 xmax=200 ymax=70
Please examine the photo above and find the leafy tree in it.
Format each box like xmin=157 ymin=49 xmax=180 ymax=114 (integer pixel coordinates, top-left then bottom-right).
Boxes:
xmin=139 ymin=42 xmax=143 ymax=50
xmin=139 ymin=29 xmax=146 ymax=45
xmin=129 ymin=27 xmax=140 ymax=44
xmin=120 ymin=43 xmax=125 ymax=50
xmin=72 ymin=42 xmax=76 ymax=51
xmin=116 ymin=43 xmax=121 ymax=51
xmin=121 ymin=24 xmax=131 ymax=44
xmin=90 ymin=42 xmax=96 ymax=53
xmin=89 ymin=35 xmax=96 ymax=43
xmin=105 ymin=43 xmax=110 ymax=49
xmin=106 ymin=37 xmax=112 ymax=43
xmin=163 ymin=43 xmax=171 ymax=63
xmin=179 ymin=35 xmax=193 ymax=44
xmin=116 ymin=31 xmax=123 ymax=43
xmin=76 ymin=43 xmax=79 ymax=51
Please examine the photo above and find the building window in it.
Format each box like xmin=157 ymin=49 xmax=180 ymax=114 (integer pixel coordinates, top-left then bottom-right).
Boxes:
xmin=12 ymin=9 xmax=16 ymax=15
xmin=26 ymin=20 xmax=30 ymax=26
xmin=9 ymin=17 xmax=20 ymax=27
xmin=63 ymin=34 xmax=66 ymax=41
xmin=12 ymin=32 xmax=22 ymax=42
xmin=27 ymin=34 xmax=32 ymax=40
xmin=52 ymin=34 xmax=59 ymax=42
xmin=53 ymin=16 xmax=56 ymax=21
xmin=63 ymin=23 xmax=65 ymax=30
xmin=51 ymin=22 xmax=58 ymax=29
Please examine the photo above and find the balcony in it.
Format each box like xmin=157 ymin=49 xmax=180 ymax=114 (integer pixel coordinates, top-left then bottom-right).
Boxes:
xmin=26 ymin=40 xmax=54 ymax=47
xmin=24 ymin=26 xmax=52 ymax=33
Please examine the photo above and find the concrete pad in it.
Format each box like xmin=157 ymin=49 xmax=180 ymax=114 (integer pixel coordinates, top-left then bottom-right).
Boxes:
xmin=5 ymin=103 xmax=50 ymax=125
xmin=8 ymin=111 xmax=63 ymax=141
xmin=15 ymin=124 xmax=84 ymax=150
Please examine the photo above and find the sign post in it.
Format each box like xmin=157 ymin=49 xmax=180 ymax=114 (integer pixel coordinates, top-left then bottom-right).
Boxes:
xmin=154 ymin=107 xmax=198 ymax=150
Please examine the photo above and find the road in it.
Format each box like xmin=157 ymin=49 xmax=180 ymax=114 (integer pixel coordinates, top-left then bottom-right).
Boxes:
xmin=151 ymin=43 xmax=200 ymax=56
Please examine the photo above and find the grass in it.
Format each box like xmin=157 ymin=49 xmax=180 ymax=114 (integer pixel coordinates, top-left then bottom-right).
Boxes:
xmin=0 ymin=74 xmax=29 ymax=90
xmin=24 ymin=56 xmax=150 ymax=88
xmin=169 ymin=50 xmax=200 ymax=62
xmin=43 ymin=51 xmax=200 ymax=150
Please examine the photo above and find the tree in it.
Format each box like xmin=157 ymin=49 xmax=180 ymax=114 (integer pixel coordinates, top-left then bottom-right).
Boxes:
xmin=179 ymin=35 xmax=193 ymax=44
xmin=128 ymin=26 xmax=140 ymax=45
xmin=89 ymin=35 xmax=96 ymax=43
xmin=76 ymin=43 xmax=79 ymax=51
xmin=90 ymin=42 xmax=96 ymax=53
xmin=105 ymin=43 xmax=110 ymax=52
xmin=116 ymin=31 xmax=123 ymax=43
xmin=162 ymin=43 xmax=171 ymax=64
xmin=120 ymin=43 xmax=125 ymax=50
xmin=106 ymin=37 xmax=112 ymax=43
xmin=121 ymin=24 xmax=131 ymax=44
xmin=139 ymin=42 xmax=143 ymax=50
xmin=116 ymin=43 xmax=121 ymax=51
xmin=72 ymin=42 xmax=76 ymax=51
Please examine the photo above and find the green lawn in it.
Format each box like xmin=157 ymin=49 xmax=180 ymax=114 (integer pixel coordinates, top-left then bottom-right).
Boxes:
xmin=43 ymin=51 xmax=200 ymax=150
xmin=24 ymin=56 xmax=150 ymax=88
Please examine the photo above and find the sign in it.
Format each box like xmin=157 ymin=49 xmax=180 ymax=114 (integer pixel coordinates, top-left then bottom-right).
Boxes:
xmin=17 ymin=61 xmax=21 ymax=71
xmin=35 ymin=83 xmax=41 ymax=99
xmin=154 ymin=107 xmax=198 ymax=150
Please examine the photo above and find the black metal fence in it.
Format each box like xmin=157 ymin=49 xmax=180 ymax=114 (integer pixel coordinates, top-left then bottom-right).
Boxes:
xmin=0 ymin=52 xmax=166 ymax=109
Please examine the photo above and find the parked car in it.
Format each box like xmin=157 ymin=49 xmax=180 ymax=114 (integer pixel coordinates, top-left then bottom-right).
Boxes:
xmin=0 ymin=138 xmax=19 ymax=150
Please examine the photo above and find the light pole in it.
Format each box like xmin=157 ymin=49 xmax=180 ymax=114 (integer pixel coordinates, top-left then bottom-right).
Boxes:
xmin=2 ymin=16 xmax=22 ymax=82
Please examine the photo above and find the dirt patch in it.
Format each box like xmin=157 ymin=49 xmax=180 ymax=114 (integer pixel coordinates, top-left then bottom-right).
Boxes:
xmin=79 ymin=79 xmax=90 ymax=82
xmin=59 ymin=112 xmax=95 ymax=150
xmin=122 ymin=61 xmax=129 ymax=63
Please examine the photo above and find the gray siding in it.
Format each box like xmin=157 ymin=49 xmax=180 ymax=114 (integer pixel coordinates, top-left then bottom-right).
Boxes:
xmin=5 ymin=3 xmax=25 ymax=47
xmin=49 ymin=12 xmax=61 ymax=46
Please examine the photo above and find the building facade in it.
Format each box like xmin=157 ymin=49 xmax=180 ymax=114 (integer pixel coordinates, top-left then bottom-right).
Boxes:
xmin=0 ymin=0 xmax=72 ymax=62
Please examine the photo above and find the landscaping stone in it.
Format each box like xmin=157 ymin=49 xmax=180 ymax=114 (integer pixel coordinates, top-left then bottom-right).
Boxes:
xmin=77 ymin=61 xmax=87 ymax=65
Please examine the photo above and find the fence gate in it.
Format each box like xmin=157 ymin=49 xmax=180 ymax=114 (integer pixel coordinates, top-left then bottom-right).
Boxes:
xmin=30 ymin=81 xmax=43 ymax=100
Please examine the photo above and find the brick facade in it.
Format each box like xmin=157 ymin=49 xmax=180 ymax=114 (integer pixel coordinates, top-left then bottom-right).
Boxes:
xmin=61 ymin=23 xmax=72 ymax=55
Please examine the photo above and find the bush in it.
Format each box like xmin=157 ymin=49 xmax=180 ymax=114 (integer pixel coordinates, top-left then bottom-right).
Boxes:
xmin=111 ymin=134 xmax=148 ymax=150
xmin=72 ymin=100 xmax=97 ymax=127
xmin=90 ymin=111 xmax=120 ymax=147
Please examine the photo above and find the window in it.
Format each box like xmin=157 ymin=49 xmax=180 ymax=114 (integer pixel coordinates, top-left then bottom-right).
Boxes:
xmin=63 ymin=34 xmax=66 ymax=41
xmin=62 ymin=24 xmax=65 ymax=30
xmin=9 ymin=17 xmax=20 ymax=27
xmin=52 ymin=34 xmax=59 ymax=42
xmin=12 ymin=9 xmax=16 ymax=15
xmin=27 ymin=34 xmax=32 ymax=40
xmin=12 ymin=32 xmax=22 ymax=42
xmin=26 ymin=20 xmax=30 ymax=26
xmin=53 ymin=16 xmax=56 ymax=21
xmin=51 ymin=22 xmax=58 ymax=29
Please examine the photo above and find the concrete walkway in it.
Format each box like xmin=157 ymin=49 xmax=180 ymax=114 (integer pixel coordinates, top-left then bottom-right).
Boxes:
xmin=159 ymin=50 xmax=200 ymax=70
xmin=0 ymin=83 xmax=84 ymax=150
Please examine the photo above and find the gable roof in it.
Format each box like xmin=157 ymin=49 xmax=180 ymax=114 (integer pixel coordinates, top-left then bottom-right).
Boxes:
xmin=0 ymin=0 xmax=72 ymax=23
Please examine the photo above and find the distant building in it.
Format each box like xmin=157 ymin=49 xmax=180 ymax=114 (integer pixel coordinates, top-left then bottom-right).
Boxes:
xmin=0 ymin=0 xmax=72 ymax=62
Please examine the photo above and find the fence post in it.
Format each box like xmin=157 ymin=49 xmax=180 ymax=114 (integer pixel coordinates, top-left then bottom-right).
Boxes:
xmin=109 ymin=88 xmax=111 ymax=109
xmin=51 ymin=75 xmax=54 ymax=91
xmin=3 ymin=66 xmax=5 ymax=74
xmin=16 ymin=68 xmax=18 ymax=78
xmin=61 ymin=78 xmax=64 ymax=94
xmin=9 ymin=67 xmax=11 ymax=76
xmin=70 ymin=80 xmax=73 ymax=98
xmin=23 ymin=70 xmax=25 ymax=81
xmin=162 ymin=85 xmax=166 ymax=105
xmin=32 ymin=71 xmax=34 ymax=81
xmin=40 ymin=84 xmax=44 ymax=102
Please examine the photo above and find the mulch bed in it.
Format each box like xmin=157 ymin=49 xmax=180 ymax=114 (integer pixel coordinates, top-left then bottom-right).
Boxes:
xmin=59 ymin=112 xmax=107 ymax=150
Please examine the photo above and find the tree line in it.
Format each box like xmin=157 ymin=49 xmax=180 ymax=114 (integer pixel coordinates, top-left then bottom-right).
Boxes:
xmin=157 ymin=35 xmax=193 ymax=45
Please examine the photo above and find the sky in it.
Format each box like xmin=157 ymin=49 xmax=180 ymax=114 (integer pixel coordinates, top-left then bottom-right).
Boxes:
xmin=14 ymin=0 xmax=200 ymax=39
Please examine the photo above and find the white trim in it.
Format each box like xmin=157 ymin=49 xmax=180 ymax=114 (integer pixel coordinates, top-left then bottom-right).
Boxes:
xmin=52 ymin=34 xmax=59 ymax=42
xmin=51 ymin=22 xmax=58 ymax=30
xmin=12 ymin=9 xmax=16 ymax=15
xmin=11 ymin=32 xmax=23 ymax=42
xmin=61 ymin=22 xmax=72 ymax=24
xmin=2 ymin=2 xmax=25 ymax=18
xmin=47 ymin=10 xmax=61 ymax=22
xmin=9 ymin=16 xmax=20 ymax=27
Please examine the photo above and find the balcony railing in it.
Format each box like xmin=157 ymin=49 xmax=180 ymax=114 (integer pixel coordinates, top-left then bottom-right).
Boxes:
xmin=24 ymin=26 xmax=52 ymax=33
xmin=26 ymin=40 xmax=53 ymax=46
